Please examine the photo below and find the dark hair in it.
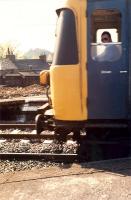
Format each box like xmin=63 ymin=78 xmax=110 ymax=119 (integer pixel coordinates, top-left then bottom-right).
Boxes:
xmin=101 ymin=31 xmax=111 ymax=39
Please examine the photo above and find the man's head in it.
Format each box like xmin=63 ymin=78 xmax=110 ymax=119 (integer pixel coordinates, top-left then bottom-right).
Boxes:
xmin=101 ymin=31 xmax=112 ymax=43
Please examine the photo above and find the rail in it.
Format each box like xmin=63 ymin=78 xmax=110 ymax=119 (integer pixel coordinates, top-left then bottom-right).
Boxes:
xmin=0 ymin=123 xmax=35 ymax=129
xmin=0 ymin=153 xmax=78 ymax=162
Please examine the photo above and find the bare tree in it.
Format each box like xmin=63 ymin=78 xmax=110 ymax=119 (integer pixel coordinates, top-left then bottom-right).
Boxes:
xmin=0 ymin=41 xmax=22 ymax=59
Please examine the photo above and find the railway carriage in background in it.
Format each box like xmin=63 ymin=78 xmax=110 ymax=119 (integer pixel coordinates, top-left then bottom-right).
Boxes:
xmin=36 ymin=0 xmax=131 ymax=144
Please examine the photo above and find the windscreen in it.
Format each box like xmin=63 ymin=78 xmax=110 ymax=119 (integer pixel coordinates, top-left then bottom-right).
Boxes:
xmin=53 ymin=9 xmax=78 ymax=65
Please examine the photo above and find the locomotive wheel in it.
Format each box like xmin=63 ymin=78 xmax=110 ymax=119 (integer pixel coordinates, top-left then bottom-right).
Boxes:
xmin=77 ymin=139 xmax=89 ymax=161
xmin=54 ymin=128 xmax=69 ymax=142
xmin=73 ymin=130 xmax=81 ymax=143
xmin=88 ymin=135 xmax=103 ymax=161
xmin=35 ymin=114 xmax=45 ymax=135
xmin=128 ymin=121 xmax=131 ymax=157
xmin=103 ymin=128 xmax=130 ymax=159
xmin=78 ymin=133 xmax=103 ymax=162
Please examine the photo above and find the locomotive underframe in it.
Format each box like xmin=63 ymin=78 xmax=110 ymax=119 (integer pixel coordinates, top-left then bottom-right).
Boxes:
xmin=35 ymin=104 xmax=130 ymax=135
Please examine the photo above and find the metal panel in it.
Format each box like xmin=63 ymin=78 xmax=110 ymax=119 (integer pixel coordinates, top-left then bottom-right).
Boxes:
xmin=87 ymin=0 xmax=128 ymax=119
xmin=128 ymin=0 xmax=131 ymax=119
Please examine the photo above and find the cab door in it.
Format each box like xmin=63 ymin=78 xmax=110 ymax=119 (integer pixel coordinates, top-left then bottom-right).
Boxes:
xmin=87 ymin=0 xmax=128 ymax=119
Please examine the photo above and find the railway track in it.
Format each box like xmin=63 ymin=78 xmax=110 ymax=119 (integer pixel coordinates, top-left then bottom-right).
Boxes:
xmin=0 ymin=123 xmax=35 ymax=130
xmin=0 ymin=98 xmax=128 ymax=171
xmin=0 ymin=141 xmax=78 ymax=162
xmin=0 ymin=153 xmax=78 ymax=162
xmin=0 ymin=99 xmax=78 ymax=163
xmin=0 ymin=122 xmax=130 ymax=162
xmin=0 ymin=123 xmax=79 ymax=162
xmin=0 ymin=123 xmax=74 ymax=139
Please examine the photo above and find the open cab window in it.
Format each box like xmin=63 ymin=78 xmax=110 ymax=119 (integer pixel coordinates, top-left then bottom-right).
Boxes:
xmin=91 ymin=9 xmax=122 ymax=62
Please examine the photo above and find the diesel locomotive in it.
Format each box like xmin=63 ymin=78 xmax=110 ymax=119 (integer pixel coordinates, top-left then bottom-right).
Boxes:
xmin=36 ymin=0 xmax=131 ymax=140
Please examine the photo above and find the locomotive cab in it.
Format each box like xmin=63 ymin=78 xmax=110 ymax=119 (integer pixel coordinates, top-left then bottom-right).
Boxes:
xmin=88 ymin=4 xmax=128 ymax=120
xmin=36 ymin=0 xmax=131 ymax=137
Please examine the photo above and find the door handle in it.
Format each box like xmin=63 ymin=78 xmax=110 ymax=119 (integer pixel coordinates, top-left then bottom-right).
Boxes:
xmin=101 ymin=70 xmax=112 ymax=74
xmin=120 ymin=71 xmax=128 ymax=73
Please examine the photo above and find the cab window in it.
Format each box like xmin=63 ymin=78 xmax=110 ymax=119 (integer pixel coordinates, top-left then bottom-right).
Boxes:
xmin=91 ymin=9 xmax=122 ymax=62
xmin=53 ymin=9 xmax=78 ymax=65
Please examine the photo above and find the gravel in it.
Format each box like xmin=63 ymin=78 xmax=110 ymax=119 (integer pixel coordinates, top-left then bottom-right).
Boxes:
xmin=0 ymin=139 xmax=78 ymax=154
xmin=0 ymin=85 xmax=77 ymax=174
xmin=0 ymin=129 xmax=78 ymax=174
xmin=0 ymin=160 xmax=60 ymax=174
xmin=0 ymin=84 xmax=45 ymax=99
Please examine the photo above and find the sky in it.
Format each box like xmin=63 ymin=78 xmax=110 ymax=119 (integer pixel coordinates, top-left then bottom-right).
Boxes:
xmin=0 ymin=0 xmax=64 ymax=53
